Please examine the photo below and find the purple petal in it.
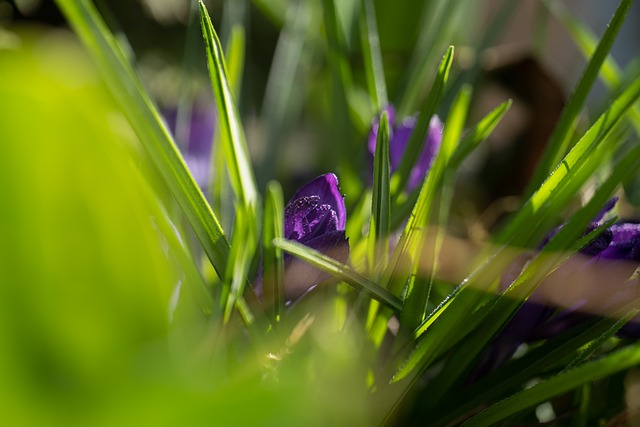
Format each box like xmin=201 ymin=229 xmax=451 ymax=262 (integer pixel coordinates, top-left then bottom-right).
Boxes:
xmin=406 ymin=115 xmax=443 ymax=190
xmin=287 ymin=174 xmax=346 ymax=231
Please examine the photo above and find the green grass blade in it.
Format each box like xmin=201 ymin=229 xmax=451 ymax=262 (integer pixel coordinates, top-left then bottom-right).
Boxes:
xmin=524 ymin=0 xmax=634 ymax=198
xmin=401 ymin=85 xmax=471 ymax=330
xmin=359 ymin=0 xmax=388 ymax=110
xmin=389 ymin=98 xmax=512 ymax=230
xmin=497 ymin=74 xmax=640 ymax=248
xmin=273 ymin=238 xmax=403 ymax=312
xmin=545 ymin=0 xmax=640 ymax=136
xmin=391 ymin=46 xmax=454 ymax=199
xmin=369 ymin=111 xmax=391 ymax=273
xmin=430 ymin=314 xmax=629 ymax=426
xmin=222 ymin=204 xmax=258 ymax=323
xmin=225 ymin=24 xmax=246 ymax=99
xmin=200 ymin=1 xmax=258 ymax=209
xmin=262 ymin=181 xmax=286 ymax=324
xmin=55 ymin=0 xmax=230 ymax=277
xmin=462 ymin=342 xmax=640 ymax=427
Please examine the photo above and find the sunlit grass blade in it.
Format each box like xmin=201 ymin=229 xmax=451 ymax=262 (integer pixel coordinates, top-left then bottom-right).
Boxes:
xmin=524 ymin=0 xmax=634 ymax=198
xmin=496 ymin=75 xmax=640 ymax=248
xmin=391 ymin=46 xmax=454 ymax=200
xmin=200 ymin=1 xmax=258 ymax=209
xmin=225 ymin=24 xmax=246 ymax=99
xmin=55 ymin=0 xmax=230 ymax=277
xmin=401 ymin=85 xmax=471 ymax=330
xmin=258 ymin=0 xmax=315 ymax=184
xmin=462 ymin=342 xmax=640 ymax=427
xmin=273 ymin=238 xmax=403 ymax=312
xmin=222 ymin=204 xmax=258 ymax=324
xmin=394 ymin=143 xmax=640 ymax=395
xmin=359 ymin=0 xmax=388 ymax=110
xmin=262 ymin=181 xmax=285 ymax=325
xmin=369 ymin=111 xmax=391 ymax=273
xmin=545 ymin=0 xmax=640 ymax=136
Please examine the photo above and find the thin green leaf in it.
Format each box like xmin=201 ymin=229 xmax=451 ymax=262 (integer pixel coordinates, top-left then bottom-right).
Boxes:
xmin=401 ymin=84 xmax=471 ymax=330
xmin=391 ymin=46 xmax=454 ymax=199
xmin=55 ymin=0 xmax=230 ymax=277
xmin=525 ymin=0 xmax=634 ymax=197
xmin=262 ymin=181 xmax=286 ymax=324
xmin=273 ymin=238 xmax=403 ymax=312
xmin=222 ymin=204 xmax=258 ymax=323
xmin=359 ymin=0 xmax=388 ymax=110
xmin=225 ymin=24 xmax=246 ymax=99
xmin=369 ymin=111 xmax=391 ymax=273
xmin=462 ymin=342 xmax=640 ymax=427
xmin=430 ymin=314 xmax=628 ymax=426
xmin=200 ymin=1 xmax=258 ymax=209
xmin=545 ymin=0 xmax=640 ymax=136
xmin=497 ymin=74 xmax=640 ymax=248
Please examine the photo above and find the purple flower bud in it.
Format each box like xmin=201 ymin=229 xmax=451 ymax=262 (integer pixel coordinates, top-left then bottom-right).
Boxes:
xmin=257 ymin=174 xmax=350 ymax=302
xmin=475 ymin=200 xmax=640 ymax=378
xmin=368 ymin=106 xmax=443 ymax=191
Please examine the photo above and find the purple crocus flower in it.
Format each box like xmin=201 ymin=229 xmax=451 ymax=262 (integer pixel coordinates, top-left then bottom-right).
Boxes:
xmin=163 ymin=104 xmax=215 ymax=188
xmin=473 ymin=200 xmax=640 ymax=379
xmin=258 ymin=173 xmax=349 ymax=301
xmin=368 ymin=106 xmax=443 ymax=191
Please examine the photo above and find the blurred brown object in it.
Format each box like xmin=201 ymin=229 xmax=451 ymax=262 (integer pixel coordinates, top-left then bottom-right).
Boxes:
xmin=477 ymin=53 xmax=565 ymax=201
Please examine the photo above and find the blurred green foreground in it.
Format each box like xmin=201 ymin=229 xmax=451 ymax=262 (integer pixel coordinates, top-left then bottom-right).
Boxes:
xmin=0 ymin=30 xmax=369 ymax=426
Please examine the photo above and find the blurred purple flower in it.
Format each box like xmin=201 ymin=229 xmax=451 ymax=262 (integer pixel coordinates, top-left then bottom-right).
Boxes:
xmin=258 ymin=173 xmax=349 ymax=301
xmin=163 ymin=105 xmax=215 ymax=188
xmin=368 ymin=106 xmax=443 ymax=191
xmin=474 ymin=200 xmax=640 ymax=378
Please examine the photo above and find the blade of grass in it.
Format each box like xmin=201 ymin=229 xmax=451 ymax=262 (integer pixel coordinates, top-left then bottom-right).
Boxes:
xmin=359 ymin=0 xmax=388 ymax=110
xmin=524 ymin=0 xmax=634 ymax=198
xmin=369 ymin=111 xmax=391 ymax=273
xmin=273 ymin=238 xmax=403 ymax=312
xmin=222 ymin=204 xmax=258 ymax=323
xmin=462 ymin=342 xmax=640 ymax=427
xmin=55 ymin=0 xmax=230 ymax=277
xmin=430 ymin=313 xmax=630 ymax=426
xmin=225 ymin=24 xmax=246 ymax=99
xmin=390 ymin=99 xmax=512 ymax=229
xmin=200 ymin=1 xmax=258 ymax=209
xmin=544 ymin=0 xmax=640 ymax=136
xmin=391 ymin=46 xmax=454 ymax=200
xmin=497 ymin=74 xmax=640 ymax=248
xmin=401 ymin=85 xmax=471 ymax=330
xmin=262 ymin=181 xmax=286 ymax=325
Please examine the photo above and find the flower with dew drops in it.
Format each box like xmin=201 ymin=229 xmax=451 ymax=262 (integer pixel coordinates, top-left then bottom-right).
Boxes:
xmin=368 ymin=106 xmax=443 ymax=191
xmin=257 ymin=173 xmax=349 ymax=302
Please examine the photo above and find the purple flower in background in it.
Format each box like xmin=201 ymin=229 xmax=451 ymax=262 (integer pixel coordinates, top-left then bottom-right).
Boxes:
xmin=368 ymin=106 xmax=443 ymax=191
xmin=163 ymin=104 xmax=215 ymax=188
xmin=473 ymin=200 xmax=640 ymax=379
xmin=257 ymin=173 xmax=349 ymax=301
